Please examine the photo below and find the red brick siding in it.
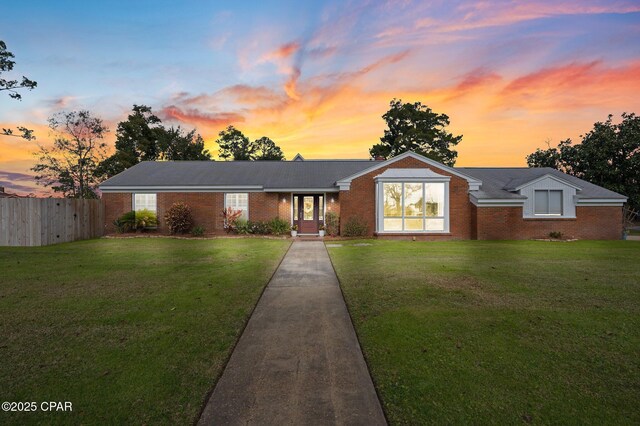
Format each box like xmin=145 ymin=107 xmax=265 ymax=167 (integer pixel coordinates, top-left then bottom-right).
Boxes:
xmin=103 ymin=191 xmax=295 ymax=234
xmin=339 ymin=157 xmax=473 ymax=239
xmin=248 ymin=192 xmax=280 ymax=222
xmin=326 ymin=192 xmax=340 ymax=219
xmin=156 ymin=192 xmax=223 ymax=233
xmin=103 ymin=193 xmax=132 ymax=233
xmin=476 ymin=205 xmax=623 ymax=240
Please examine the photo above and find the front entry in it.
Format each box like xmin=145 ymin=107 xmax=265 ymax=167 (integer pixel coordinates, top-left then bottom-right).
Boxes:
xmin=293 ymin=194 xmax=324 ymax=234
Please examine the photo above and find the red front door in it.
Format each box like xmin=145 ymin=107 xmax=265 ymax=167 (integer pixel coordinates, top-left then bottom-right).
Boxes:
xmin=294 ymin=194 xmax=324 ymax=234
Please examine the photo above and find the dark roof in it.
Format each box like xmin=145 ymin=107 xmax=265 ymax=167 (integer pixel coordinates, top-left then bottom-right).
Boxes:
xmin=99 ymin=160 xmax=380 ymax=189
xmin=458 ymin=167 xmax=626 ymax=200
xmin=99 ymin=158 xmax=626 ymax=200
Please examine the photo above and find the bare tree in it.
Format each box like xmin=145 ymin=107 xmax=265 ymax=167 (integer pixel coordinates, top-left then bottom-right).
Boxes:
xmin=32 ymin=111 xmax=109 ymax=198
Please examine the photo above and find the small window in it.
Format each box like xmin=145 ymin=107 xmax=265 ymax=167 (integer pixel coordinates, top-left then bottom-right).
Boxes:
xmin=318 ymin=196 xmax=324 ymax=221
xmin=293 ymin=196 xmax=298 ymax=220
xmin=225 ymin=193 xmax=248 ymax=220
xmin=133 ymin=193 xmax=157 ymax=212
xmin=534 ymin=190 xmax=563 ymax=215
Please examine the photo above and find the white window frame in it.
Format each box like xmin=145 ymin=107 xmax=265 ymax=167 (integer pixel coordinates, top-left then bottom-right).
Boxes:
xmin=533 ymin=189 xmax=563 ymax=216
xmin=224 ymin=193 xmax=249 ymax=220
xmin=375 ymin=179 xmax=450 ymax=234
xmin=132 ymin=193 xmax=157 ymax=212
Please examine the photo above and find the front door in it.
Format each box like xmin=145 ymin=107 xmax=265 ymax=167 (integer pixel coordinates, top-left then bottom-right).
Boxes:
xmin=294 ymin=194 xmax=324 ymax=234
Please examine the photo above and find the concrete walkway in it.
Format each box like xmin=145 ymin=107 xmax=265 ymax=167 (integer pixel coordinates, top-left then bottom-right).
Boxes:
xmin=198 ymin=241 xmax=386 ymax=426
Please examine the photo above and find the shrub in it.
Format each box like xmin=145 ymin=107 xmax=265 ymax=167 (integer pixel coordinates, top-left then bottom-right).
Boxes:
xmin=113 ymin=210 xmax=136 ymax=233
xmin=135 ymin=209 xmax=158 ymax=229
xmin=269 ymin=217 xmax=290 ymax=235
xmin=222 ymin=207 xmax=243 ymax=233
xmin=164 ymin=202 xmax=193 ymax=234
xmin=235 ymin=219 xmax=250 ymax=235
xmin=549 ymin=231 xmax=563 ymax=239
xmin=191 ymin=225 xmax=205 ymax=237
xmin=343 ymin=216 xmax=368 ymax=237
xmin=248 ymin=220 xmax=270 ymax=235
xmin=325 ymin=212 xmax=340 ymax=236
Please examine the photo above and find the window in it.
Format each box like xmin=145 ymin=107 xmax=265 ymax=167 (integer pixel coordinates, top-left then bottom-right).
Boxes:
xmin=534 ymin=190 xmax=563 ymax=215
xmin=318 ymin=196 xmax=324 ymax=221
xmin=381 ymin=182 xmax=446 ymax=232
xmin=133 ymin=193 xmax=156 ymax=212
xmin=225 ymin=193 xmax=248 ymax=220
xmin=303 ymin=196 xmax=314 ymax=220
xmin=293 ymin=196 xmax=298 ymax=220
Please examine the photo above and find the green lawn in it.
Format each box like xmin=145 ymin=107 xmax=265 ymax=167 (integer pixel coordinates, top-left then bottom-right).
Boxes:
xmin=328 ymin=240 xmax=640 ymax=425
xmin=0 ymin=237 xmax=290 ymax=425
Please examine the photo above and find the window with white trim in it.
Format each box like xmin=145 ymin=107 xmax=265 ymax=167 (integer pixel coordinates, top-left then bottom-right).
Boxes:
xmin=225 ymin=193 xmax=249 ymax=220
xmin=382 ymin=182 xmax=446 ymax=232
xmin=534 ymin=190 xmax=563 ymax=215
xmin=133 ymin=193 xmax=157 ymax=212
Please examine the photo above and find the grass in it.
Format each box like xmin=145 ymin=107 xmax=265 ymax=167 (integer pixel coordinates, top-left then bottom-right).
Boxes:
xmin=327 ymin=240 xmax=640 ymax=425
xmin=0 ymin=237 xmax=290 ymax=425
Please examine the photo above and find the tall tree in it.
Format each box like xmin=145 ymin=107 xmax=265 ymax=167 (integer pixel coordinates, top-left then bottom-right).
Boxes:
xmin=97 ymin=105 xmax=211 ymax=178
xmin=158 ymin=126 xmax=211 ymax=160
xmin=215 ymin=126 xmax=285 ymax=161
xmin=254 ymin=136 xmax=285 ymax=160
xmin=370 ymin=99 xmax=462 ymax=166
xmin=216 ymin=126 xmax=256 ymax=160
xmin=32 ymin=110 xmax=108 ymax=198
xmin=1 ymin=40 xmax=37 ymax=140
xmin=526 ymin=113 xmax=640 ymax=210
xmin=96 ymin=105 xmax=162 ymax=177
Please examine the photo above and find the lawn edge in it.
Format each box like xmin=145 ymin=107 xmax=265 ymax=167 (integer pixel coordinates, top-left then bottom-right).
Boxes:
xmin=324 ymin=241 xmax=391 ymax=425
xmin=193 ymin=239 xmax=293 ymax=425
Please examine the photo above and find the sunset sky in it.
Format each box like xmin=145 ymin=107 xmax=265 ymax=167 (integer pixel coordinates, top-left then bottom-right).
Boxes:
xmin=1 ymin=0 xmax=639 ymax=195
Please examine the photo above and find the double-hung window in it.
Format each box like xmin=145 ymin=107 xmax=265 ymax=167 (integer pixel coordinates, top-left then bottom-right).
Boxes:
xmin=133 ymin=193 xmax=157 ymax=213
xmin=225 ymin=193 xmax=249 ymax=220
xmin=534 ymin=190 xmax=563 ymax=215
xmin=381 ymin=181 xmax=447 ymax=232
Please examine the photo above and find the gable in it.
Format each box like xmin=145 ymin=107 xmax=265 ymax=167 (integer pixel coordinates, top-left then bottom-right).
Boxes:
xmin=336 ymin=152 xmax=481 ymax=190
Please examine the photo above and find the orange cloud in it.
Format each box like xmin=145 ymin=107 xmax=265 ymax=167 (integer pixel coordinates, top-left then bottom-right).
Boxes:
xmin=498 ymin=60 xmax=640 ymax=110
xmin=160 ymin=106 xmax=245 ymax=129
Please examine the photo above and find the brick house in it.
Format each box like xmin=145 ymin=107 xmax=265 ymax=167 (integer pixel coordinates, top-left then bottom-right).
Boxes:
xmin=99 ymin=151 xmax=627 ymax=239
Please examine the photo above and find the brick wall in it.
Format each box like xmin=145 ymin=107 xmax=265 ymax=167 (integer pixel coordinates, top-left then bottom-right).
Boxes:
xmin=339 ymin=156 xmax=473 ymax=239
xmin=475 ymin=205 xmax=623 ymax=240
xmin=103 ymin=191 xmax=293 ymax=234
xmin=103 ymin=193 xmax=132 ymax=233
xmin=248 ymin=192 xmax=281 ymax=222
xmin=156 ymin=192 xmax=223 ymax=233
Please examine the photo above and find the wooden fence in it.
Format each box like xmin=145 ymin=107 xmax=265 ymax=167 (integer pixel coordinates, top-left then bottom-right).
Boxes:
xmin=0 ymin=198 xmax=104 ymax=246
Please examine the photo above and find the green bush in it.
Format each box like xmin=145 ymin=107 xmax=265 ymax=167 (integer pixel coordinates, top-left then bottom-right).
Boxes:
xmin=113 ymin=211 xmax=136 ymax=233
xmin=164 ymin=202 xmax=193 ymax=234
xmin=135 ymin=209 xmax=158 ymax=229
xmin=191 ymin=225 xmax=205 ymax=237
xmin=248 ymin=221 xmax=270 ymax=235
xmin=269 ymin=217 xmax=290 ymax=235
xmin=235 ymin=219 xmax=250 ymax=235
xmin=325 ymin=212 xmax=340 ymax=236
xmin=342 ymin=216 xmax=368 ymax=237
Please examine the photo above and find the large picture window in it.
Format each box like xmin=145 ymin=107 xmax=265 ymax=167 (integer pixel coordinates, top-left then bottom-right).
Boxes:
xmin=133 ymin=193 xmax=157 ymax=212
xmin=225 ymin=193 xmax=249 ymax=220
xmin=534 ymin=190 xmax=562 ymax=215
xmin=381 ymin=182 xmax=446 ymax=232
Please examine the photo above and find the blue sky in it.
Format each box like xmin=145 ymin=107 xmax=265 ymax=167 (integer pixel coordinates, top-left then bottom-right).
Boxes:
xmin=1 ymin=0 xmax=639 ymax=194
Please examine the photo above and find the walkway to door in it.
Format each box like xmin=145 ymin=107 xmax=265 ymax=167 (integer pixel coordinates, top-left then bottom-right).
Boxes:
xmin=198 ymin=241 xmax=386 ymax=425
